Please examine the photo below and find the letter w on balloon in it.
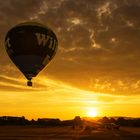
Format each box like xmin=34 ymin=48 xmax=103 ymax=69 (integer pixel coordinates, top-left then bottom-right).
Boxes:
xmin=35 ymin=33 xmax=56 ymax=51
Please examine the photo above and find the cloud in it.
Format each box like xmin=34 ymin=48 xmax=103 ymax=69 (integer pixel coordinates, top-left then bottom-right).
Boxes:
xmin=0 ymin=0 xmax=140 ymax=95
xmin=0 ymin=73 xmax=140 ymax=119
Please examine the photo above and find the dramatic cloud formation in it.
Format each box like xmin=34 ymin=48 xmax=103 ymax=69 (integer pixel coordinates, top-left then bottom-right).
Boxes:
xmin=0 ymin=0 xmax=140 ymax=95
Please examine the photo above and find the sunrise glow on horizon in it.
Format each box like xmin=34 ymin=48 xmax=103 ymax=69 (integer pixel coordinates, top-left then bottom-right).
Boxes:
xmin=0 ymin=75 xmax=139 ymax=120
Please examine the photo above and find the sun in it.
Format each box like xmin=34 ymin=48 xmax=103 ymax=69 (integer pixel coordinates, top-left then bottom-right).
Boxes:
xmin=87 ymin=108 xmax=98 ymax=117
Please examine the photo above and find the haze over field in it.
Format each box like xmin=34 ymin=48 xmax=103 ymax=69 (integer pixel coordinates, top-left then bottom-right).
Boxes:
xmin=0 ymin=0 xmax=140 ymax=119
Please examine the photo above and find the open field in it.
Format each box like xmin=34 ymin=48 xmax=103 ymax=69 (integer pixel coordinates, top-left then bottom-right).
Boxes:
xmin=0 ymin=126 xmax=140 ymax=140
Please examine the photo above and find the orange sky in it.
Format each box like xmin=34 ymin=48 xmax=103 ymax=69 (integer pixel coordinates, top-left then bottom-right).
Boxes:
xmin=0 ymin=74 xmax=140 ymax=120
xmin=0 ymin=0 xmax=140 ymax=119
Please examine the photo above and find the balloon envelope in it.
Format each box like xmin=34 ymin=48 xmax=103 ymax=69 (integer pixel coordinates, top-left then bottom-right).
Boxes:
xmin=5 ymin=22 xmax=58 ymax=86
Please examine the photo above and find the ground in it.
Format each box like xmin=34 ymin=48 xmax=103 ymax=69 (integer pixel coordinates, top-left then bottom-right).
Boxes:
xmin=0 ymin=126 xmax=140 ymax=140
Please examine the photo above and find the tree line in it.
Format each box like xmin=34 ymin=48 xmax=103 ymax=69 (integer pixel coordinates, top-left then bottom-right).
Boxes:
xmin=0 ymin=116 xmax=140 ymax=127
xmin=99 ymin=116 xmax=140 ymax=127
xmin=0 ymin=116 xmax=83 ymax=126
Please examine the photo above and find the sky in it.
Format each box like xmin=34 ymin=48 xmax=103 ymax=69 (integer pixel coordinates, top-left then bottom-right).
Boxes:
xmin=0 ymin=0 xmax=140 ymax=120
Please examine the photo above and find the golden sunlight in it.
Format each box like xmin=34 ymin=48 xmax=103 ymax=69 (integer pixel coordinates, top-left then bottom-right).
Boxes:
xmin=86 ymin=108 xmax=98 ymax=117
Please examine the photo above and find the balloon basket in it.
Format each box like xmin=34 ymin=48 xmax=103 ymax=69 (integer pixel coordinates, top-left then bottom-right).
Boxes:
xmin=27 ymin=81 xmax=32 ymax=86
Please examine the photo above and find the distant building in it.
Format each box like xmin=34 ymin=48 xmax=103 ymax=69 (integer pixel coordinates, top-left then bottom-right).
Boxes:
xmin=0 ymin=116 xmax=28 ymax=125
xmin=37 ymin=118 xmax=61 ymax=126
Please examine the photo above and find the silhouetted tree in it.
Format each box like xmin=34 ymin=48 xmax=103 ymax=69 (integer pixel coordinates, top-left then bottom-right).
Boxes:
xmin=73 ymin=116 xmax=83 ymax=129
xmin=100 ymin=117 xmax=110 ymax=123
xmin=116 ymin=117 xmax=127 ymax=126
xmin=109 ymin=118 xmax=116 ymax=123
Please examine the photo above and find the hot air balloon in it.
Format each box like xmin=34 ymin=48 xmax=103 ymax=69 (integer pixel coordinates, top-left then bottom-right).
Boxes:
xmin=5 ymin=22 xmax=58 ymax=86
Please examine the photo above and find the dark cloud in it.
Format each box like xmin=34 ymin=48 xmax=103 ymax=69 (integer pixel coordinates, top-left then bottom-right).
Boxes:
xmin=0 ymin=0 xmax=140 ymax=94
xmin=0 ymin=0 xmax=42 ymax=21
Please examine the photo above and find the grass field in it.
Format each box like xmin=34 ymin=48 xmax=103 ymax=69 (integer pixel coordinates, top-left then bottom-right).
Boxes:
xmin=0 ymin=126 xmax=140 ymax=140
